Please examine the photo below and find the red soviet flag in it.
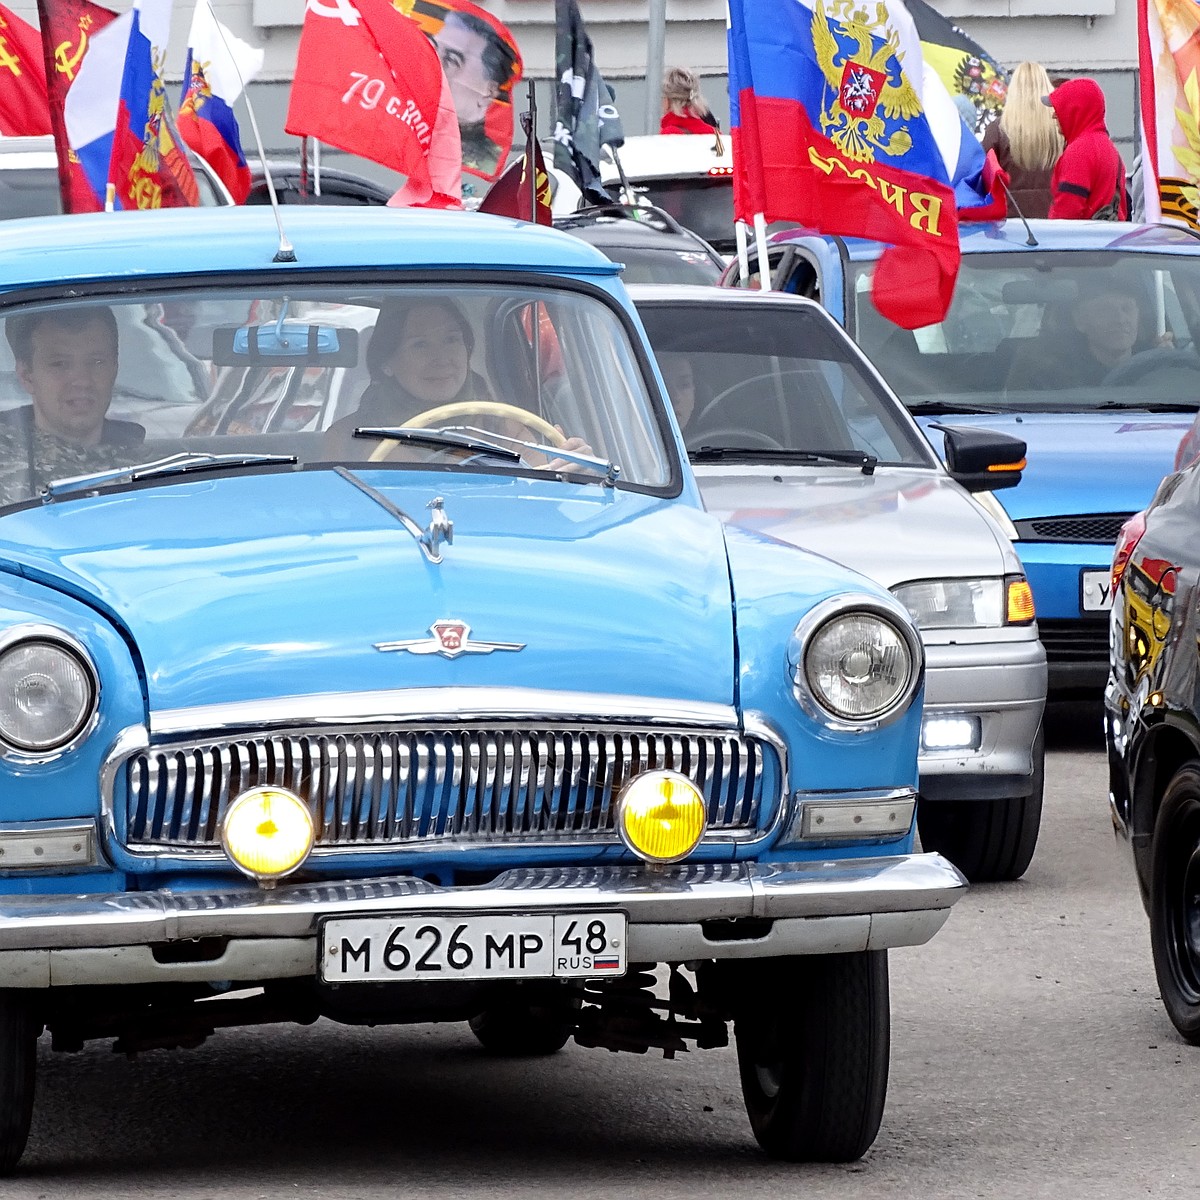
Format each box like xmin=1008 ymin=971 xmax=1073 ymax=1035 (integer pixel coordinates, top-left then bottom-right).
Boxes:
xmin=286 ymin=0 xmax=461 ymax=207
xmin=36 ymin=0 xmax=119 ymax=213
xmin=0 ymin=4 xmax=51 ymax=135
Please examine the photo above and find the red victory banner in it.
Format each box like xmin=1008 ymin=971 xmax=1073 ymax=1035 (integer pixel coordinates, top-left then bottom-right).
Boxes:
xmin=286 ymin=0 xmax=461 ymax=207
xmin=0 ymin=3 xmax=51 ymax=135
xmin=36 ymin=0 xmax=119 ymax=213
xmin=393 ymin=0 xmax=523 ymax=181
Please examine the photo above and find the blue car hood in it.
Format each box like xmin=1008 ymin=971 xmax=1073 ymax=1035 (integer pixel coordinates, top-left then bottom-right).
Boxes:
xmin=916 ymin=411 xmax=1193 ymax=520
xmin=0 ymin=470 xmax=736 ymax=712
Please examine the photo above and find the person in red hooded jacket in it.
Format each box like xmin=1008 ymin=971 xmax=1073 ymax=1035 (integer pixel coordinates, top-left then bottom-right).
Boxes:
xmin=1043 ymin=77 xmax=1128 ymax=219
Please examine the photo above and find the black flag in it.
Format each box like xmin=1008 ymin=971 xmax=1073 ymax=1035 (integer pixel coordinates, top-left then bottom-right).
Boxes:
xmin=552 ymin=0 xmax=621 ymax=206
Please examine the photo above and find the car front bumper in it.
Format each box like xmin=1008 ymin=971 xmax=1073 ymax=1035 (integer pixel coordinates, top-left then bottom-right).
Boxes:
xmin=0 ymin=855 xmax=967 ymax=988
xmin=918 ymin=635 xmax=1046 ymax=802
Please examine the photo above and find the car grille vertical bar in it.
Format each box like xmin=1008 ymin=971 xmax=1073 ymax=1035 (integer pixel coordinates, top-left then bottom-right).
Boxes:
xmin=120 ymin=725 xmax=781 ymax=851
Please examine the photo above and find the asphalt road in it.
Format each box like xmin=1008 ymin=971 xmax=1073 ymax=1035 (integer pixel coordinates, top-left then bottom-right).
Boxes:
xmin=8 ymin=701 xmax=1198 ymax=1198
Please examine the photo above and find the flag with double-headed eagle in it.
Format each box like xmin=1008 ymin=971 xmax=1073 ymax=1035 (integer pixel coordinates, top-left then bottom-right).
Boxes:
xmin=728 ymin=0 xmax=1001 ymax=328
xmin=1139 ymin=0 xmax=1200 ymax=229
xmin=178 ymin=0 xmax=263 ymax=204
xmin=37 ymin=0 xmax=120 ymax=213
xmin=64 ymin=0 xmax=198 ymax=210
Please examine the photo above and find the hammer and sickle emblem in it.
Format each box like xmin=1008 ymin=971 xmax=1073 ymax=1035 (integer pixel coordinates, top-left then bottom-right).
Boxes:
xmin=54 ymin=32 xmax=88 ymax=82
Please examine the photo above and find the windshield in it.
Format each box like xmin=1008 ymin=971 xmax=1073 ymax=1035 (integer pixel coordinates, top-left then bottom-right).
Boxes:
xmin=610 ymin=245 xmax=721 ymax=286
xmin=0 ymin=283 xmax=671 ymax=508
xmin=851 ymin=251 xmax=1200 ymax=414
xmin=631 ymin=179 xmax=735 ymax=252
xmin=636 ymin=302 xmax=934 ymax=467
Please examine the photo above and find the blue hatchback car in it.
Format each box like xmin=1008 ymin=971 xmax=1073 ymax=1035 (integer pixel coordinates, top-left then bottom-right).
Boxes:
xmin=0 ymin=206 xmax=965 ymax=1170
xmin=725 ymin=220 xmax=1200 ymax=695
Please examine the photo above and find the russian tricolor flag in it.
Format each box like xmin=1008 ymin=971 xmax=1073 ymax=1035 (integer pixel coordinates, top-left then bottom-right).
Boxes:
xmin=178 ymin=0 xmax=263 ymax=205
xmin=64 ymin=0 xmax=198 ymax=210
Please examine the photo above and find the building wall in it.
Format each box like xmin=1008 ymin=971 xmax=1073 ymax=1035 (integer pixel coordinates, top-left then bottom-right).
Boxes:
xmin=7 ymin=0 xmax=1140 ymax=185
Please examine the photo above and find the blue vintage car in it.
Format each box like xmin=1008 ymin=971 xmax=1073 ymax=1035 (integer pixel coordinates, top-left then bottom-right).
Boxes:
xmin=0 ymin=206 xmax=965 ymax=1170
xmin=725 ymin=220 xmax=1200 ymax=695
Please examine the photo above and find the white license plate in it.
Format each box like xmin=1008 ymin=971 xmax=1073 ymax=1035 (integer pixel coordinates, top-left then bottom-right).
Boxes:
xmin=320 ymin=912 xmax=627 ymax=983
xmin=1081 ymin=569 xmax=1114 ymax=612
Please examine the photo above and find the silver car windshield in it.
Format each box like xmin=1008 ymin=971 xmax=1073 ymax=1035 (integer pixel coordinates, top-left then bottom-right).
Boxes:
xmin=0 ymin=283 xmax=671 ymax=509
xmin=852 ymin=251 xmax=1200 ymax=413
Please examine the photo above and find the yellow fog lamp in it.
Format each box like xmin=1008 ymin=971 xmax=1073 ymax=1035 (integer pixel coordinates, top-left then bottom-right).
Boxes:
xmin=221 ymin=786 xmax=315 ymax=887
xmin=617 ymin=770 xmax=707 ymax=864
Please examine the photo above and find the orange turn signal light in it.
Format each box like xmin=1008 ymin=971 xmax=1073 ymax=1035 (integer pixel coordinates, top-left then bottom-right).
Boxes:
xmin=1006 ymin=578 xmax=1036 ymax=625
xmin=987 ymin=457 xmax=1027 ymax=474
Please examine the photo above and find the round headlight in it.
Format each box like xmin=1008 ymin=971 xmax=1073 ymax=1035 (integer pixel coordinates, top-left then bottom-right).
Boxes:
xmin=803 ymin=611 xmax=917 ymax=723
xmin=221 ymin=787 xmax=315 ymax=885
xmin=617 ymin=770 xmax=707 ymax=864
xmin=0 ymin=638 xmax=96 ymax=753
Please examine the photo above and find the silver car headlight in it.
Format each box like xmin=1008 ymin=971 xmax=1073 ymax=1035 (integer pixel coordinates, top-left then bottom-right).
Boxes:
xmin=0 ymin=633 xmax=98 ymax=755
xmin=892 ymin=579 xmax=1003 ymax=629
xmin=789 ymin=598 xmax=922 ymax=729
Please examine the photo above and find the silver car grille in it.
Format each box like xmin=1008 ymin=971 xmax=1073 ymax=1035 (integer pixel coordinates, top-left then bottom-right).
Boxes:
xmin=120 ymin=726 xmax=780 ymax=851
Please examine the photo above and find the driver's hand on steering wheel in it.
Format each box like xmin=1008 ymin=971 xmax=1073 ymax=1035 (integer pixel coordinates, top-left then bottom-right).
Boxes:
xmin=1155 ymin=331 xmax=1176 ymax=348
xmin=542 ymin=426 xmax=593 ymax=473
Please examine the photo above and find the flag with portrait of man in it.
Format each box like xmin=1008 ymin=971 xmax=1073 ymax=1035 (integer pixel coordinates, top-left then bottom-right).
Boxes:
xmin=391 ymin=0 xmax=523 ymax=181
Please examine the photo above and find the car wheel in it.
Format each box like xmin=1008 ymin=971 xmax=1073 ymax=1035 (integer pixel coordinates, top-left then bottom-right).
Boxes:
xmin=468 ymin=1001 xmax=574 ymax=1056
xmin=1150 ymin=763 xmax=1200 ymax=1043
xmin=734 ymin=951 xmax=889 ymax=1162
xmin=0 ymin=992 xmax=37 ymax=1175
xmin=917 ymin=729 xmax=1045 ymax=883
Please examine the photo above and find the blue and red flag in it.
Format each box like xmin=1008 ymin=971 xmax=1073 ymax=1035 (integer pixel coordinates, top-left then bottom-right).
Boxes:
xmin=728 ymin=0 xmax=1001 ymax=328
xmin=178 ymin=0 xmax=262 ymax=204
xmin=64 ymin=0 xmax=198 ymax=210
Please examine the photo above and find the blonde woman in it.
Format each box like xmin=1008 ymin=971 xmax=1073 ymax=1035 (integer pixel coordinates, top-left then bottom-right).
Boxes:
xmin=982 ymin=62 xmax=1065 ymax=218
xmin=660 ymin=66 xmax=720 ymax=135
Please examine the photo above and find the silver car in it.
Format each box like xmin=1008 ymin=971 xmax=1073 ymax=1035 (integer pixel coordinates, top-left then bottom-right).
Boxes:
xmin=631 ymin=284 xmax=1047 ymax=881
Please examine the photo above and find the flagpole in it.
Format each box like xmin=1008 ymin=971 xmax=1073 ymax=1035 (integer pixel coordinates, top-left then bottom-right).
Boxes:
xmin=753 ymin=213 xmax=771 ymax=291
xmin=526 ymin=80 xmax=543 ymax=418
xmin=527 ymin=80 xmax=538 ymax=224
xmin=735 ymin=220 xmax=750 ymax=287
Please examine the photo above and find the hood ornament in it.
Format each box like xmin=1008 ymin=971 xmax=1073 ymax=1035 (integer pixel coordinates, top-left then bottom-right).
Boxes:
xmin=421 ymin=497 xmax=453 ymax=561
xmin=375 ymin=619 xmax=525 ymax=659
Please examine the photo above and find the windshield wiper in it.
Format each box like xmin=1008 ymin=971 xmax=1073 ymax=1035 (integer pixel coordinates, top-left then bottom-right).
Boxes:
xmin=42 ymin=451 xmax=298 ymax=500
xmin=905 ymin=401 xmax=1006 ymax=415
xmin=690 ymin=447 xmax=878 ymax=475
xmin=1092 ymin=401 xmax=1200 ymax=413
xmin=354 ymin=426 xmax=523 ymax=462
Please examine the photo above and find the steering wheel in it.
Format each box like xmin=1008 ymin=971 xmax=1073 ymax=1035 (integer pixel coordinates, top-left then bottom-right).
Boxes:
xmin=368 ymin=400 xmax=566 ymax=462
xmin=1102 ymin=348 xmax=1200 ymax=388
xmin=689 ymin=427 xmax=788 ymax=452
xmin=697 ymin=370 xmax=810 ymax=426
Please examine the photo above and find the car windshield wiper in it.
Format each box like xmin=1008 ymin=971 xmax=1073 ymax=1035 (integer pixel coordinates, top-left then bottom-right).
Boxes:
xmin=904 ymin=401 xmax=1006 ymax=415
xmin=690 ymin=447 xmax=878 ymax=474
xmin=1092 ymin=400 xmax=1200 ymax=413
xmin=354 ymin=425 xmax=523 ymax=462
xmin=42 ymin=451 xmax=299 ymax=500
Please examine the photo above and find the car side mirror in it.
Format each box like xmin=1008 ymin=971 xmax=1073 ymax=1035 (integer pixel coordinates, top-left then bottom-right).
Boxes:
xmin=934 ymin=423 xmax=1026 ymax=493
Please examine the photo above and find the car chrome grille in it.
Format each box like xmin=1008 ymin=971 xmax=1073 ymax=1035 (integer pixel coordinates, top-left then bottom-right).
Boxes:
xmin=1014 ymin=514 xmax=1132 ymax=543
xmin=119 ymin=726 xmax=779 ymax=851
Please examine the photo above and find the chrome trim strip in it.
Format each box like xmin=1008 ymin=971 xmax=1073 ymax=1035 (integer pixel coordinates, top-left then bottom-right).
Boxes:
xmin=149 ymin=690 xmax=741 ymax=740
xmin=0 ymin=820 xmax=97 ymax=870
xmin=787 ymin=594 xmax=925 ymax=734
xmin=0 ymin=853 xmax=967 ymax=953
xmin=0 ymin=624 xmax=101 ymax=763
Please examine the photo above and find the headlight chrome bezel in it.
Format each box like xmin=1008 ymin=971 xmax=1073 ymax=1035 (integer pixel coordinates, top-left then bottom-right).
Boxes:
xmin=0 ymin=625 xmax=100 ymax=761
xmin=788 ymin=596 xmax=924 ymax=732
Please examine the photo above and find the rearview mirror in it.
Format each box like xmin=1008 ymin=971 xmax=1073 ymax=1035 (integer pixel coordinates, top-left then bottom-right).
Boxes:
xmin=212 ymin=323 xmax=359 ymax=366
xmin=934 ymin=423 xmax=1026 ymax=493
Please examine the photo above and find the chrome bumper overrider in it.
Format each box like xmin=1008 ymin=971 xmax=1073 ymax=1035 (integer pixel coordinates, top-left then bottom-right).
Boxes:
xmin=0 ymin=855 xmax=967 ymax=988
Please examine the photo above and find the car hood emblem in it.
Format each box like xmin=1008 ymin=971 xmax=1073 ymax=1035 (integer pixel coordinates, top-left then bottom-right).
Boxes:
xmin=375 ymin=619 xmax=526 ymax=659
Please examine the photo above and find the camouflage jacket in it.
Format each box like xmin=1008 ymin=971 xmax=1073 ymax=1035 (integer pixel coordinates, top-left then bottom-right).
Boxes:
xmin=0 ymin=408 xmax=146 ymax=507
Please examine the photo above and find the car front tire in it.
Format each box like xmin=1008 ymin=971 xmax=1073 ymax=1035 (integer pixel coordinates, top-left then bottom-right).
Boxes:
xmin=917 ymin=729 xmax=1045 ymax=882
xmin=1150 ymin=763 xmax=1200 ymax=1043
xmin=0 ymin=992 xmax=36 ymax=1175
xmin=734 ymin=951 xmax=889 ymax=1162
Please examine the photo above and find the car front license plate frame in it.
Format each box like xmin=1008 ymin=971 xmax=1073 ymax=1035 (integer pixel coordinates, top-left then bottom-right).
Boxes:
xmin=320 ymin=910 xmax=628 ymax=983
xmin=1081 ymin=568 xmax=1114 ymax=613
